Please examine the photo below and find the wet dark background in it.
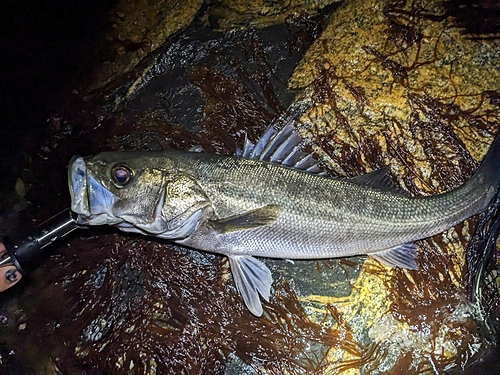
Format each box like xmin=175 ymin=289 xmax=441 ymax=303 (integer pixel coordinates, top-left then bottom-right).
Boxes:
xmin=0 ymin=2 xmax=116 ymax=372
xmin=0 ymin=0 xmax=118 ymax=236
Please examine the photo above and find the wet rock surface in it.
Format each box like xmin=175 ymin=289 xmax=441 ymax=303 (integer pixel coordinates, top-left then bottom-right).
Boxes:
xmin=0 ymin=0 xmax=499 ymax=374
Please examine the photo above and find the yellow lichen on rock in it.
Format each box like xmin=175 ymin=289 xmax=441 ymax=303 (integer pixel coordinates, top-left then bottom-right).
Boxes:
xmin=93 ymin=0 xmax=204 ymax=90
xmin=210 ymin=0 xmax=341 ymax=29
xmin=299 ymin=261 xmax=395 ymax=373
xmin=290 ymin=0 xmax=500 ymax=174
xmin=287 ymin=1 xmax=499 ymax=371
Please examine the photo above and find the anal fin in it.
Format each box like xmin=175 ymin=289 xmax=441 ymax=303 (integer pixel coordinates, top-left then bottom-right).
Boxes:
xmin=229 ymin=256 xmax=272 ymax=317
xmin=370 ymin=243 xmax=418 ymax=270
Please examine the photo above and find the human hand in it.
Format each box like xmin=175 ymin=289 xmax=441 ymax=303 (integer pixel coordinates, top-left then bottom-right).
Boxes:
xmin=0 ymin=243 xmax=22 ymax=291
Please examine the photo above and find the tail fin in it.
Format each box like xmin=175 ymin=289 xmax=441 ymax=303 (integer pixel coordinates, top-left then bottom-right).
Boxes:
xmin=468 ymin=130 xmax=500 ymax=211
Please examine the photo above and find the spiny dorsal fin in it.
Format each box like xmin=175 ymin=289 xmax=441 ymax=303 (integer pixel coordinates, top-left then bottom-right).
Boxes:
xmin=349 ymin=167 xmax=411 ymax=196
xmin=236 ymin=120 xmax=327 ymax=175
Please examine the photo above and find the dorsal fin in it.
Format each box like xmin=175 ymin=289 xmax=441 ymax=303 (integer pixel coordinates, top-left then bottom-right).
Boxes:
xmin=236 ymin=119 xmax=327 ymax=175
xmin=349 ymin=167 xmax=410 ymax=196
xmin=187 ymin=145 xmax=204 ymax=153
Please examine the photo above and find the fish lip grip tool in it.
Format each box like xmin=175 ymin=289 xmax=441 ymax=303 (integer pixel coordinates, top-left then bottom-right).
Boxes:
xmin=0 ymin=209 xmax=78 ymax=275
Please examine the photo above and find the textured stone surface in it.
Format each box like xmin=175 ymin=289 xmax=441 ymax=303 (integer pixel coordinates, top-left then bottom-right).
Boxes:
xmin=1 ymin=0 xmax=499 ymax=374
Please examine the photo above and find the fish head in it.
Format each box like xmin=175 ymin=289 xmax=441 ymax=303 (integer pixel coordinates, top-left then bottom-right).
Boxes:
xmin=68 ymin=152 xmax=210 ymax=239
xmin=69 ymin=152 xmax=169 ymax=226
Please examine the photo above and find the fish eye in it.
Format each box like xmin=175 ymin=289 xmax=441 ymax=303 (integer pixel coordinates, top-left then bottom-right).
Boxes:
xmin=111 ymin=164 xmax=133 ymax=186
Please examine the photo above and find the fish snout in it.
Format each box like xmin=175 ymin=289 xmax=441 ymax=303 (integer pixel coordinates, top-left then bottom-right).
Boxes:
xmin=68 ymin=156 xmax=120 ymax=226
xmin=69 ymin=156 xmax=91 ymax=217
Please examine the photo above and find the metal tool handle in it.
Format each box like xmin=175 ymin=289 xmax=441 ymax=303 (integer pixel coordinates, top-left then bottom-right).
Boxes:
xmin=0 ymin=209 xmax=78 ymax=275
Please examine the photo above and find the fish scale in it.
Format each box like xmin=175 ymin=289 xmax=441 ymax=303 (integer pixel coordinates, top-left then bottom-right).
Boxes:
xmin=180 ymin=153 xmax=487 ymax=257
xmin=68 ymin=122 xmax=500 ymax=316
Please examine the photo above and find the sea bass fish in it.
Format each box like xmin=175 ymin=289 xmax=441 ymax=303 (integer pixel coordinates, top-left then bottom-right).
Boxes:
xmin=68 ymin=123 xmax=500 ymax=316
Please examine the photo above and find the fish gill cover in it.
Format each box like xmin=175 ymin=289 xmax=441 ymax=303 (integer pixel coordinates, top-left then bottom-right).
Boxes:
xmin=0 ymin=0 xmax=499 ymax=374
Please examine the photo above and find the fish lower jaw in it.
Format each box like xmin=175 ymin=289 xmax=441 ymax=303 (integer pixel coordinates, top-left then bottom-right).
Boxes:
xmin=77 ymin=213 xmax=123 ymax=226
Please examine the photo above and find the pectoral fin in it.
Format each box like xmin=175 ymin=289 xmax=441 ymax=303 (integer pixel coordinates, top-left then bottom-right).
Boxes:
xmin=370 ymin=243 xmax=418 ymax=270
xmin=229 ymin=256 xmax=272 ymax=317
xmin=209 ymin=205 xmax=281 ymax=234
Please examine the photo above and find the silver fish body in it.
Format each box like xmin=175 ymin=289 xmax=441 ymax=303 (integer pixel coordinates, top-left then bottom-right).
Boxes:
xmin=164 ymin=152 xmax=489 ymax=258
xmin=69 ymin=124 xmax=500 ymax=316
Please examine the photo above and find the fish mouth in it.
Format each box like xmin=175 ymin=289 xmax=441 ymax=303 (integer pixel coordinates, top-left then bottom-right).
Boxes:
xmin=68 ymin=156 xmax=122 ymax=226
